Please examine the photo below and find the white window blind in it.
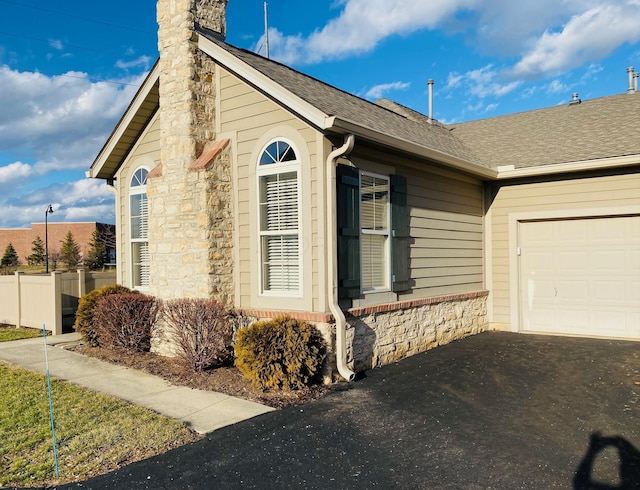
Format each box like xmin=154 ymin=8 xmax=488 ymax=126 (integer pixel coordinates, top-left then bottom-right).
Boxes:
xmin=258 ymin=141 xmax=301 ymax=294
xmin=360 ymin=173 xmax=389 ymax=290
xmin=130 ymin=168 xmax=149 ymax=289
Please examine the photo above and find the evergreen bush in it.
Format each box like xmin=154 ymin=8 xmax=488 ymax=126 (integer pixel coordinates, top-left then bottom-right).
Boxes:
xmin=84 ymin=229 xmax=107 ymax=270
xmin=26 ymin=236 xmax=46 ymax=266
xmin=1 ymin=243 xmax=19 ymax=267
xmin=60 ymin=231 xmax=81 ymax=270
xmin=234 ymin=316 xmax=326 ymax=390
xmin=93 ymin=294 xmax=160 ymax=352
xmin=163 ymin=298 xmax=235 ymax=372
xmin=74 ymin=285 xmax=137 ymax=346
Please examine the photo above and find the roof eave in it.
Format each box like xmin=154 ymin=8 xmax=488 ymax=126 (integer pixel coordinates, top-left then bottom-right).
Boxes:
xmin=87 ymin=62 xmax=161 ymax=180
xmin=325 ymin=116 xmax=498 ymax=179
xmin=496 ymin=154 xmax=640 ymax=179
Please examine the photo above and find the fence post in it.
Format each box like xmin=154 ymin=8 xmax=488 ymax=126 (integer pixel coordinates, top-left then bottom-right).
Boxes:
xmin=77 ymin=268 xmax=86 ymax=298
xmin=52 ymin=272 xmax=63 ymax=336
xmin=15 ymin=271 xmax=24 ymax=328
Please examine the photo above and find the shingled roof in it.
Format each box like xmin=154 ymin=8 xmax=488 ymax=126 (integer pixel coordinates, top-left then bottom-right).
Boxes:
xmin=201 ymin=33 xmax=479 ymax=166
xmin=451 ymin=92 xmax=640 ymax=169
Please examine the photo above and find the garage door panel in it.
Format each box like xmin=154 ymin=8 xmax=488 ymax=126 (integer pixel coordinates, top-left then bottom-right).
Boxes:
xmin=557 ymin=309 xmax=590 ymax=329
xmin=558 ymin=250 xmax=588 ymax=270
xmin=590 ymin=219 xmax=626 ymax=240
xmin=591 ymin=250 xmax=628 ymax=270
xmin=556 ymin=280 xmax=588 ymax=301
xmin=591 ymin=281 xmax=628 ymax=304
xmin=631 ymin=281 xmax=640 ymax=302
xmin=557 ymin=220 xmax=588 ymax=241
xmin=519 ymin=216 xmax=640 ymax=340
xmin=527 ymin=251 xmax=555 ymax=270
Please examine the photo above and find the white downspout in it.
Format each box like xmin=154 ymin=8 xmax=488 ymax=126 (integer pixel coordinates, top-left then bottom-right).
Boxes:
xmin=326 ymin=134 xmax=356 ymax=382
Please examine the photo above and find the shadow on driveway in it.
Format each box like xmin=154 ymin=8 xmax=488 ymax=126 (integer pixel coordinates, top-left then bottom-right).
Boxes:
xmin=60 ymin=332 xmax=640 ymax=489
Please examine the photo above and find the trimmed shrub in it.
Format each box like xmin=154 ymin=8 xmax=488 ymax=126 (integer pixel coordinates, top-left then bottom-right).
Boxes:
xmin=234 ymin=316 xmax=327 ymax=390
xmin=93 ymin=294 xmax=160 ymax=352
xmin=162 ymin=298 xmax=235 ymax=373
xmin=74 ymin=285 xmax=137 ymax=346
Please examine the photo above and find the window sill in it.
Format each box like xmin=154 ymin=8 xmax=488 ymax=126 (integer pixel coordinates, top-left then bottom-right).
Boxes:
xmin=351 ymin=290 xmax=397 ymax=308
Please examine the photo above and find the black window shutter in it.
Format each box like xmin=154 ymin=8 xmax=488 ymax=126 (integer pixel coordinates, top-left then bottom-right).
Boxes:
xmin=336 ymin=164 xmax=361 ymax=299
xmin=390 ymin=174 xmax=410 ymax=292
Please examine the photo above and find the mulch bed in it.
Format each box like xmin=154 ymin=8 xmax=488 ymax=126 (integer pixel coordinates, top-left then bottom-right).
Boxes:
xmin=69 ymin=344 xmax=331 ymax=410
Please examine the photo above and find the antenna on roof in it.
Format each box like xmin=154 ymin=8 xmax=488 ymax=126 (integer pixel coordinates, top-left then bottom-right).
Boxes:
xmin=264 ymin=2 xmax=270 ymax=59
xmin=427 ymin=79 xmax=434 ymax=124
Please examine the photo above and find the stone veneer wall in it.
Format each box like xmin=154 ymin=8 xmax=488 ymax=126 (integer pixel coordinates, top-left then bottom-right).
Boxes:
xmin=345 ymin=291 xmax=490 ymax=373
xmin=241 ymin=291 xmax=490 ymax=380
xmin=151 ymin=0 xmax=233 ymax=301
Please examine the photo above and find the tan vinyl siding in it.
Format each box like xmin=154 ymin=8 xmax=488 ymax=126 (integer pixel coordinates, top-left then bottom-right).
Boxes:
xmin=353 ymin=149 xmax=485 ymax=301
xmin=488 ymin=170 xmax=640 ymax=325
xmin=405 ymin=174 xmax=484 ymax=298
xmin=114 ymin=114 xmax=160 ymax=288
xmin=220 ymin=68 xmax=320 ymax=312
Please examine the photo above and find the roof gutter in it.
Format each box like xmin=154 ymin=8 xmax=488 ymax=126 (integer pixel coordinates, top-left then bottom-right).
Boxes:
xmin=495 ymin=154 xmax=640 ymax=179
xmin=326 ymin=134 xmax=356 ymax=382
xmin=325 ymin=116 xmax=498 ymax=180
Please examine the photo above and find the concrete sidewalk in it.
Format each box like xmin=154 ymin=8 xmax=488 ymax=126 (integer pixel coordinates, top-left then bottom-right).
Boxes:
xmin=0 ymin=333 xmax=273 ymax=434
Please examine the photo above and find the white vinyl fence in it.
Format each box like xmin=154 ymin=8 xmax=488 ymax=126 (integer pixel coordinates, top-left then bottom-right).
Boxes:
xmin=0 ymin=270 xmax=116 ymax=335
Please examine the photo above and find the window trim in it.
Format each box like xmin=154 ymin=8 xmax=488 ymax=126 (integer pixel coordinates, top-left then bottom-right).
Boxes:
xmin=256 ymin=138 xmax=303 ymax=297
xmin=129 ymin=166 xmax=149 ymax=291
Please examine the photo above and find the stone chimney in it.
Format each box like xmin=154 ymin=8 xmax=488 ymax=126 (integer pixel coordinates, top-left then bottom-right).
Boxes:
xmin=150 ymin=0 xmax=234 ymax=302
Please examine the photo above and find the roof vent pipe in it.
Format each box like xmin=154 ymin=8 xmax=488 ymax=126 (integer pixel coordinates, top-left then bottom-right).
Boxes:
xmin=569 ymin=92 xmax=581 ymax=105
xmin=635 ymin=73 xmax=639 ymax=92
xmin=627 ymin=67 xmax=635 ymax=93
xmin=427 ymin=79 xmax=434 ymax=123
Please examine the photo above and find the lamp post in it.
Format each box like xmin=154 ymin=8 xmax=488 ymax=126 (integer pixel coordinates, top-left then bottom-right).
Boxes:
xmin=45 ymin=204 xmax=54 ymax=273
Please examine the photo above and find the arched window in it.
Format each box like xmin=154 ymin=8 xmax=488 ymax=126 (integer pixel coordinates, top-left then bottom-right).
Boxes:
xmin=257 ymin=140 xmax=301 ymax=294
xmin=130 ymin=167 xmax=149 ymax=288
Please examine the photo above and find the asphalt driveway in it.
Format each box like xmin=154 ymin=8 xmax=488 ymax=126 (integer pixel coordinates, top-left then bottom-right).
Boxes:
xmin=61 ymin=332 xmax=639 ymax=489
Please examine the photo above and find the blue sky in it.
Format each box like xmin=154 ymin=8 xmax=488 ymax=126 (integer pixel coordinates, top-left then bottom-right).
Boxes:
xmin=1 ymin=0 xmax=639 ymax=228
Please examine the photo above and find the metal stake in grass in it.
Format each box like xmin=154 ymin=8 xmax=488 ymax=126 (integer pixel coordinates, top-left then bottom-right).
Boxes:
xmin=42 ymin=324 xmax=60 ymax=477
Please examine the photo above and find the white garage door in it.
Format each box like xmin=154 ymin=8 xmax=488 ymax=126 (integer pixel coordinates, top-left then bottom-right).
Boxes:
xmin=519 ymin=215 xmax=640 ymax=339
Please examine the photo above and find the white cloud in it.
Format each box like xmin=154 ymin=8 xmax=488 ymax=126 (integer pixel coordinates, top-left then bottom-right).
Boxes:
xmin=265 ymin=0 xmax=479 ymax=64
xmin=0 ymin=66 xmax=145 ymax=167
xmin=510 ymin=3 xmax=640 ymax=78
xmin=0 ymin=66 xmax=144 ymax=227
xmin=49 ymin=39 xmax=64 ymax=51
xmin=546 ymin=79 xmax=568 ymax=94
xmin=0 ymin=179 xmax=115 ymax=228
xmin=447 ymin=65 xmax=521 ymax=98
xmin=365 ymin=81 xmax=411 ymax=99
xmin=262 ymin=0 xmax=640 ymax=82
xmin=116 ymin=56 xmax=152 ymax=70
xmin=580 ymin=63 xmax=604 ymax=82
xmin=0 ymin=161 xmax=32 ymax=183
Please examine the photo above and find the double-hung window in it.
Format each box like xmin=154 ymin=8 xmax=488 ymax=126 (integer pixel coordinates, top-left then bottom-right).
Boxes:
xmin=130 ymin=167 xmax=149 ymax=289
xmin=257 ymin=140 xmax=301 ymax=295
xmin=337 ymin=164 xmax=410 ymax=299
xmin=360 ymin=172 xmax=390 ymax=290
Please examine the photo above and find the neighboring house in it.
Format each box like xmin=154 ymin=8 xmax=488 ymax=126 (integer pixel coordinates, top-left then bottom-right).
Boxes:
xmin=88 ymin=0 xmax=640 ymax=379
xmin=0 ymin=222 xmax=116 ymax=267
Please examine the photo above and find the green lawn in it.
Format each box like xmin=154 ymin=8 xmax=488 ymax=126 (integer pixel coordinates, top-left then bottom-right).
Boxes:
xmin=0 ymin=361 xmax=200 ymax=487
xmin=0 ymin=326 xmax=43 ymax=342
